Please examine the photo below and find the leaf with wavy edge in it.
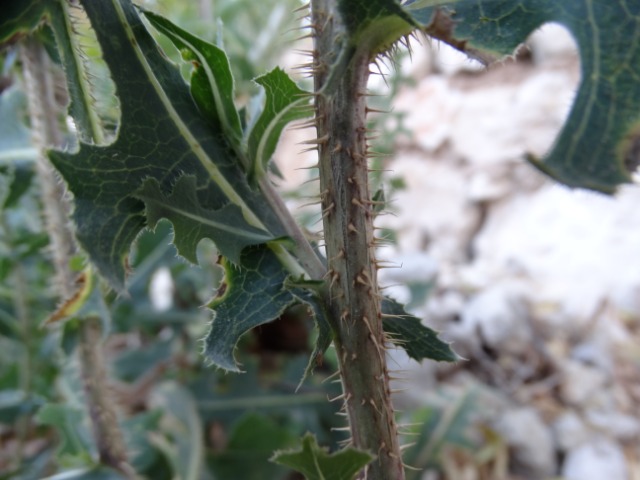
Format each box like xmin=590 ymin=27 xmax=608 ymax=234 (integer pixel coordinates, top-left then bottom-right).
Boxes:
xmin=204 ymin=246 xmax=333 ymax=373
xmin=205 ymin=246 xmax=301 ymax=372
xmin=49 ymin=0 xmax=286 ymax=288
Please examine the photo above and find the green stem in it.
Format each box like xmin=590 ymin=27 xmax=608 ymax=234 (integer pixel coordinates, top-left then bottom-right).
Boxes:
xmin=311 ymin=1 xmax=405 ymax=478
xmin=19 ymin=38 xmax=134 ymax=478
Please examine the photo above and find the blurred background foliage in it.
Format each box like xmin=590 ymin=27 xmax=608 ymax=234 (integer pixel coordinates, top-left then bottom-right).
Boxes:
xmin=0 ymin=0 xmax=484 ymax=478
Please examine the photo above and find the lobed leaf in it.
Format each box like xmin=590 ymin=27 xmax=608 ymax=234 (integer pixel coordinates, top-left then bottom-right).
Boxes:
xmin=271 ymin=433 xmax=374 ymax=480
xmin=50 ymin=0 xmax=285 ymax=288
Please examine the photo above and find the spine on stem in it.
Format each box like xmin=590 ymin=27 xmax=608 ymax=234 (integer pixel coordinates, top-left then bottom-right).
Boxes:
xmin=310 ymin=1 xmax=405 ymax=478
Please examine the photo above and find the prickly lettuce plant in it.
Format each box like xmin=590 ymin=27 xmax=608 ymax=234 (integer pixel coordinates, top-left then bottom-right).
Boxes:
xmin=2 ymin=0 xmax=640 ymax=479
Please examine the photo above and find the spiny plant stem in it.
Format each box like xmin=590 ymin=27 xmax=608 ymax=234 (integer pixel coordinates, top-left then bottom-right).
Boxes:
xmin=20 ymin=38 xmax=134 ymax=478
xmin=311 ymin=1 xmax=405 ymax=478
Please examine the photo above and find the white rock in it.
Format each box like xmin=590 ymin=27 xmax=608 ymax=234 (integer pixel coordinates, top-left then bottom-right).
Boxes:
xmin=528 ymin=23 xmax=579 ymax=65
xmin=394 ymin=76 xmax=460 ymax=151
xmin=471 ymin=185 xmax=640 ymax=321
xmin=378 ymin=153 xmax=478 ymax=262
xmin=559 ymin=359 xmax=608 ymax=407
xmin=449 ymin=283 xmax=532 ymax=354
xmin=494 ymin=407 xmax=556 ymax=478
xmin=450 ymin=84 xmax=525 ymax=165
xmin=553 ymin=411 xmax=591 ymax=451
xmin=585 ymin=410 xmax=640 ymax=442
xmin=377 ymin=250 xmax=439 ymax=284
xmin=562 ymin=439 xmax=629 ymax=480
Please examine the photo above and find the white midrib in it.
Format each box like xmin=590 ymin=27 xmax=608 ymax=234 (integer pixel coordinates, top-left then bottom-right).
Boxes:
xmin=111 ymin=0 xmax=307 ymax=278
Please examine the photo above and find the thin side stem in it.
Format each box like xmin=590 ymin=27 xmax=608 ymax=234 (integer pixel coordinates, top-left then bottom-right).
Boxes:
xmin=311 ymin=1 xmax=405 ymax=478
xmin=20 ymin=38 xmax=134 ymax=477
xmin=259 ymin=177 xmax=327 ymax=280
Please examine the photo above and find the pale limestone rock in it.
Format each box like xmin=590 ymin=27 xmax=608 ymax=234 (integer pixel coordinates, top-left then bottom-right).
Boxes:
xmin=559 ymin=360 xmax=608 ymax=407
xmin=562 ymin=439 xmax=629 ymax=480
xmin=494 ymin=407 xmax=556 ymax=478
xmin=552 ymin=411 xmax=591 ymax=451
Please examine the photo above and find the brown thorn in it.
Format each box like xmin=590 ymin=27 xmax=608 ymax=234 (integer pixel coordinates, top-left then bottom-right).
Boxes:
xmin=293 ymin=3 xmax=310 ymax=13
xmin=299 ymin=134 xmax=329 ymax=145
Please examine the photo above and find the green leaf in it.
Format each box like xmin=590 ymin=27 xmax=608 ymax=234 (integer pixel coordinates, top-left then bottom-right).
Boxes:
xmin=121 ymin=410 xmax=164 ymax=473
xmin=382 ymin=298 xmax=457 ymax=362
xmin=247 ymin=68 xmax=312 ymax=182
xmin=204 ymin=245 xmax=334 ymax=374
xmin=318 ymin=0 xmax=416 ymax=93
xmin=49 ymin=0 xmax=285 ymax=288
xmin=402 ymin=388 xmax=479 ymax=472
xmin=271 ymin=433 xmax=374 ymax=480
xmin=210 ymin=412 xmax=296 ymax=480
xmin=0 ymin=390 xmax=45 ymax=423
xmin=0 ymin=1 xmax=49 ymax=45
xmin=141 ymin=9 xmax=243 ymax=150
xmin=135 ymin=175 xmax=273 ymax=264
xmin=204 ymin=246 xmax=300 ymax=371
xmin=403 ymin=0 xmax=640 ymax=192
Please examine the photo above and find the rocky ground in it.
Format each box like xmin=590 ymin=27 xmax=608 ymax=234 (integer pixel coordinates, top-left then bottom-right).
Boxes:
xmin=277 ymin=24 xmax=640 ymax=480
